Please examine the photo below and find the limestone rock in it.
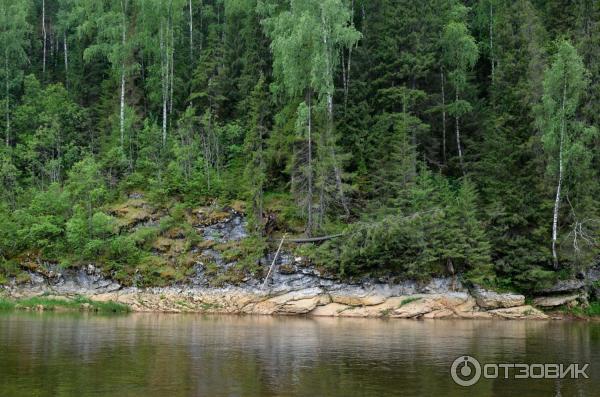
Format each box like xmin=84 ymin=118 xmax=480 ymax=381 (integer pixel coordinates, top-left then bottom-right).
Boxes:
xmin=329 ymin=290 xmax=386 ymax=306
xmin=277 ymin=296 xmax=322 ymax=314
xmin=533 ymin=294 xmax=581 ymax=308
xmin=538 ymin=280 xmax=585 ymax=294
xmin=391 ymin=293 xmax=469 ymax=319
xmin=472 ymin=287 xmax=525 ymax=309
xmin=310 ymin=303 xmax=351 ymax=317
xmin=488 ymin=305 xmax=548 ymax=320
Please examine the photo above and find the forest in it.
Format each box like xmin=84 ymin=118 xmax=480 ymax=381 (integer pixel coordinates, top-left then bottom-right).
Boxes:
xmin=0 ymin=0 xmax=598 ymax=293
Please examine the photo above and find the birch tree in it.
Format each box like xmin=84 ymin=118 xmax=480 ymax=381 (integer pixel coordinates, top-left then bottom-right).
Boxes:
xmin=259 ymin=0 xmax=360 ymax=235
xmin=141 ymin=0 xmax=185 ymax=146
xmin=78 ymin=0 xmax=131 ymax=148
xmin=441 ymin=5 xmax=478 ymax=174
xmin=538 ymin=40 xmax=596 ymax=268
xmin=0 ymin=0 xmax=30 ymax=147
xmin=475 ymin=0 xmax=499 ymax=83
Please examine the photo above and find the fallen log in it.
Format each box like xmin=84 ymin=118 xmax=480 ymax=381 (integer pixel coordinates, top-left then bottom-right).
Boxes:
xmin=270 ymin=233 xmax=344 ymax=244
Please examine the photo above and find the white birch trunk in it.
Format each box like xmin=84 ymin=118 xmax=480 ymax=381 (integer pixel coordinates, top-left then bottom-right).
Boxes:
xmin=160 ymin=21 xmax=168 ymax=145
xmin=63 ymin=32 xmax=69 ymax=90
xmin=42 ymin=0 xmax=46 ymax=77
xmin=344 ymin=0 xmax=354 ymax=111
xmin=120 ymin=0 xmax=127 ymax=148
xmin=120 ymin=67 xmax=125 ymax=147
xmin=552 ymin=80 xmax=567 ymax=268
xmin=455 ymin=90 xmax=464 ymax=173
xmin=169 ymin=15 xmax=174 ymax=115
xmin=441 ymin=71 xmax=447 ymax=163
xmin=189 ymin=0 xmax=193 ymax=64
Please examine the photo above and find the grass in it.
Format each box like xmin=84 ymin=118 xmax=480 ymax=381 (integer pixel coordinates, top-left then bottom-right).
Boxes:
xmin=558 ymin=301 xmax=600 ymax=318
xmin=0 ymin=298 xmax=15 ymax=311
xmin=0 ymin=295 xmax=130 ymax=313
xmin=399 ymin=297 xmax=421 ymax=307
xmin=582 ymin=301 xmax=600 ymax=317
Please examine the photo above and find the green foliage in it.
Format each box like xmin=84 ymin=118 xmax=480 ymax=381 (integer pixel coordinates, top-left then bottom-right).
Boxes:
xmin=0 ymin=295 xmax=129 ymax=313
xmin=0 ymin=0 xmax=597 ymax=290
xmin=316 ymin=169 xmax=491 ymax=279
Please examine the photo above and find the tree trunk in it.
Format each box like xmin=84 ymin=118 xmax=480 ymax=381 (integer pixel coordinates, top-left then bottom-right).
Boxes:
xmin=160 ymin=20 xmax=168 ymax=145
xmin=189 ymin=0 xmax=193 ymax=64
xmin=306 ymin=89 xmax=314 ymax=237
xmin=441 ymin=71 xmax=447 ymax=164
xmin=256 ymin=123 xmax=264 ymax=231
xmin=63 ymin=32 xmax=69 ymax=90
xmin=5 ymin=49 xmax=9 ymax=147
xmin=552 ymin=80 xmax=567 ymax=268
xmin=343 ymin=0 xmax=355 ymax=111
xmin=120 ymin=67 xmax=125 ymax=147
xmin=168 ymin=3 xmax=174 ymax=115
xmin=455 ymin=91 xmax=465 ymax=174
xmin=321 ymin=18 xmax=349 ymax=217
xmin=120 ymin=0 xmax=127 ymax=148
xmin=327 ymin=93 xmax=350 ymax=217
xmin=489 ymin=1 xmax=494 ymax=83
xmin=42 ymin=0 xmax=46 ymax=78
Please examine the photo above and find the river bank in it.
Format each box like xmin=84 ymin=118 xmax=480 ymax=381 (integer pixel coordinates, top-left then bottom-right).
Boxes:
xmin=3 ymin=262 xmax=599 ymax=320
xmin=2 ymin=202 xmax=598 ymax=320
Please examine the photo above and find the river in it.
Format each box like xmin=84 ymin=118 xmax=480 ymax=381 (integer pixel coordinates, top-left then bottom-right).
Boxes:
xmin=0 ymin=312 xmax=597 ymax=396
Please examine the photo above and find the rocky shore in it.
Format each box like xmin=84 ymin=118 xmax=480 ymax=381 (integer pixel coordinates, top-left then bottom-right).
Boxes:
xmin=2 ymin=202 xmax=597 ymax=320
xmin=4 ymin=261 xmax=596 ymax=320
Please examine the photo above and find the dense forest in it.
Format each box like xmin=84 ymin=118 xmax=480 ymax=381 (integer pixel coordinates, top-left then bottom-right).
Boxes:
xmin=0 ymin=0 xmax=598 ymax=292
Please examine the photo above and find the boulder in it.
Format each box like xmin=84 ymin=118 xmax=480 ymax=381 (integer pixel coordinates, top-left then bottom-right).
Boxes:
xmin=538 ymin=280 xmax=585 ymax=294
xmin=329 ymin=290 xmax=387 ymax=306
xmin=488 ymin=305 xmax=548 ymax=320
xmin=533 ymin=294 xmax=581 ymax=308
xmin=277 ymin=296 xmax=322 ymax=314
xmin=471 ymin=287 xmax=525 ymax=309
xmin=391 ymin=293 xmax=470 ymax=318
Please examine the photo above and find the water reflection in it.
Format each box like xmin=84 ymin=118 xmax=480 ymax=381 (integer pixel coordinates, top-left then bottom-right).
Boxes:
xmin=0 ymin=313 xmax=598 ymax=397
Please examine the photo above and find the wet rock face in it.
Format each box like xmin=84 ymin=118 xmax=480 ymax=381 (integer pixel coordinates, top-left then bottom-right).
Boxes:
xmin=6 ymin=263 xmax=121 ymax=296
xmin=201 ymin=214 xmax=248 ymax=243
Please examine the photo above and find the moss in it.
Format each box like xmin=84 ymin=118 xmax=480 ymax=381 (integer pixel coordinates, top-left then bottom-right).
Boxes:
xmin=200 ymin=302 xmax=222 ymax=310
xmin=177 ymin=252 xmax=200 ymax=268
xmin=208 ymin=268 xmax=245 ymax=287
xmin=196 ymin=239 xmax=217 ymax=250
xmin=0 ymin=295 xmax=129 ymax=313
xmin=129 ymin=226 xmax=160 ymax=250
xmin=109 ymin=199 xmax=155 ymax=230
xmin=192 ymin=207 xmax=231 ymax=226
xmin=15 ymin=272 xmax=31 ymax=284
xmin=229 ymin=237 xmax=268 ymax=276
xmin=203 ymin=261 xmax=219 ymax=277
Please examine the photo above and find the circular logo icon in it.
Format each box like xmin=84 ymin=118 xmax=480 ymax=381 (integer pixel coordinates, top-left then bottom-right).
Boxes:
xmin=451 ymin=356 xmax=482 ymax=387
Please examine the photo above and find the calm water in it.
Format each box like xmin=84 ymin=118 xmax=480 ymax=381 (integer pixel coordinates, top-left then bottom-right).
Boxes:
xmin=0 ymin=313 xmax=598 ymax=397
